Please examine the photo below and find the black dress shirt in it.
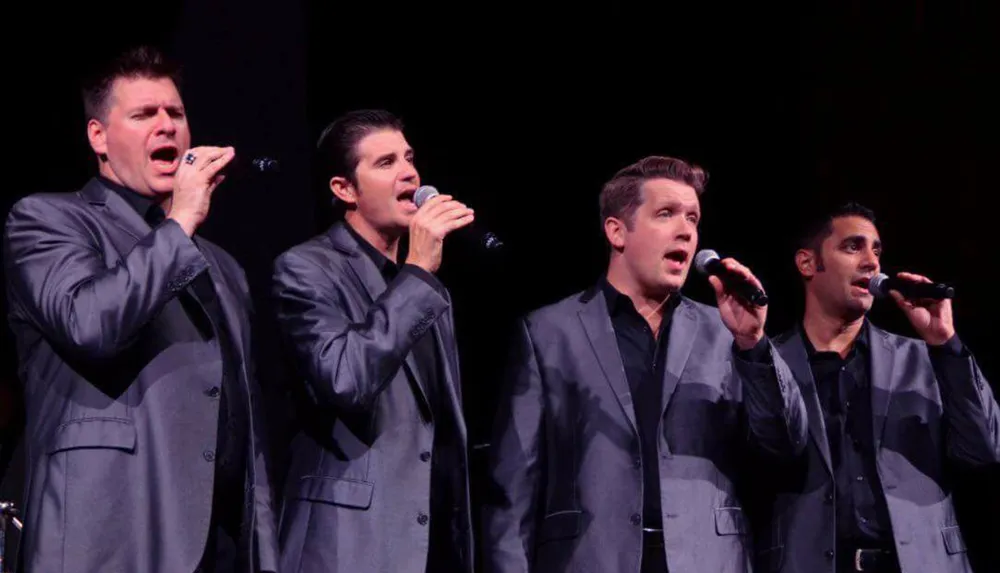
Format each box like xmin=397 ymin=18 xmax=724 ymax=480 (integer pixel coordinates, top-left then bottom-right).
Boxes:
xmin=100 ymin=176 xmax=248 ymax=541
xmin=601 ymin=278 xmax=681 ymax=531
xmin=801 ymin=325 xmax=893 ymax=547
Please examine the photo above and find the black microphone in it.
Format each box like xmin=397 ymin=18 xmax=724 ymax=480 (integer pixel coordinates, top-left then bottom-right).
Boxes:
xmin=220 ymin=155 xmax=280 ymax=175
xmin=413 ymin=185 xmax=504 ymax=252
xmin=868 ymin=273 xmax=954 ymax=300
xmin=694 ymin=249 xmax=769 ymax=307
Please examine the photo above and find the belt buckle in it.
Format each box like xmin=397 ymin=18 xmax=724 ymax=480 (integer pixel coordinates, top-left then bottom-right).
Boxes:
xmin=854 ymin=548 xmax=864 ymax=572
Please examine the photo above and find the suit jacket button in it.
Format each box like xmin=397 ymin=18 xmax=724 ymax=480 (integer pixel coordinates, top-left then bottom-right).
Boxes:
xmin=206 ymin=387 xmax=220 ymax=398
xmin=420 ymin=451 xmax=431 ymax=462
xmin=203 ymin=450 xmax=216 ymax=462
xmin=824 ymin=549 xmax=834 ymax=560
xmin=824 ymin=493 xmax=834 ymax=504
xmin=417 ymin=512 xmax=429 ymax=526
xmin=630 ymin=513 xmax=641 ymax=526
xmin=633 ymin=458 xmax=642 ymax=468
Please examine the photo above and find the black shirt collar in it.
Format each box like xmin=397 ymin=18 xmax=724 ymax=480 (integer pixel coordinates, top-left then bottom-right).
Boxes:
xmin=97 ymin=175 xmax=166 ymax=225
xmin=344 ymin=222 xmax=398 ymax=280
xmin=600 ymin=277 xmax=682 ymax=321
xmin=801 ymin=319 xmax=870 ymax=359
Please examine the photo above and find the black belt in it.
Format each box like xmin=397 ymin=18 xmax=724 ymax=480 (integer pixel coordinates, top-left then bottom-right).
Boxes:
xmin=837 ymin=546 xmax=897 ymax=572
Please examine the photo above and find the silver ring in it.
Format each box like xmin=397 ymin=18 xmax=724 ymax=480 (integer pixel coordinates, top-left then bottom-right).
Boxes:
xmin=183 ymin=152 xmax=196 ymax=165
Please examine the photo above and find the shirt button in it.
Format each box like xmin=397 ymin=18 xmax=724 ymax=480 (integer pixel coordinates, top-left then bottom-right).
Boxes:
xmin=825 ymin=549 xmax=834 ymax=560
xmin=417 ymin=512 xmax=429 ymax=526
xmin=630 ymin=513 xmax=642 ymax=526
xmin=205 ymin=387 xmax=220 ymax=398
xmin=856 ymin=475 xmax=865 ymax=482
xmin=420 ymin=451 xmax=431 ymax=462
xmin=203 ymin=450 xmax=215 ymax=462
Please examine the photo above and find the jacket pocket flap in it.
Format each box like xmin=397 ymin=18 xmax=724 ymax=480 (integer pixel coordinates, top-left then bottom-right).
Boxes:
xmin=941 ymin=526 xmax=967 ymax=555
xmin=48 ymin=418 xmax=136 ymax=454
xmin=538 ymin=510 xmax=582 ymax=542
xmin=715 ymin=506 xmax=747 ymax=536
xmin=295 ymin=476 xmax=374 ymax=509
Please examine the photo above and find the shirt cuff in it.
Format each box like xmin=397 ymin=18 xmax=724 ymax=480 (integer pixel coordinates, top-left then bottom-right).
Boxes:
xmin=928 ymin=334 xmax=966 ymax=358
xmin=735 ymin=336 xmax=771 ymax=364
xmin=400 ymin=264 xmax=446 ymax=297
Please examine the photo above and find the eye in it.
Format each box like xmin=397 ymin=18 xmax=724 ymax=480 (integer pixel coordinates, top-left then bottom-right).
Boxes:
xmin=657 ymin=208 xmax=673 ymax=218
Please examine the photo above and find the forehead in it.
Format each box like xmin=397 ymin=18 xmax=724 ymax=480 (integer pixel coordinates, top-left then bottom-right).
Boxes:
xmin=827 ymin=215 xmax=880 ymax=242
xmin=109 ymin=76 xmax=182 ymax=109
xmin=639 ymin=178 xmax=700 ymax=209
xmin=355 ymin=129 xmax=411 ymax=160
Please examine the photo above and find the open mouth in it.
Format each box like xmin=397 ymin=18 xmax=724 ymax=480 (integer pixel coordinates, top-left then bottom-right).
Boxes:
xmin=851 ymin=276 xmax=873 ymax=292
xmin=149 ymin=145 xmax=179 ymax=172
xmin=664 ymin=249 xmax=689 ymax=267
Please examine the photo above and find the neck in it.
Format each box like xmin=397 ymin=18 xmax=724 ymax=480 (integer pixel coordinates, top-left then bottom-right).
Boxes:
xmin=802 ymin=292 xmax=865 ymax=358
xmin=606 ymin=258 xmax=674 ymax=335
xmin=98 ymin=162 xmax=172 ymax=210
xmin=344 ymin=212 xmax=401 ymax=261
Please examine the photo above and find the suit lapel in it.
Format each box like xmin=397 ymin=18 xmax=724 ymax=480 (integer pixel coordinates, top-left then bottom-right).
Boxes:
xmin=783 ymin=328 xmax=834 ymax=475
xmin=867 ymin=323 xmax=895 ymax=451
xmin=578 ymin=289 xmax=639 ymax=437
xmin=328 ymin=223 xmax=433 ymax=418
xmin=193 ymin=241 xmax=248 ymax=362
xmin=660 ymin=298 xmax=698 ymax=416
xmin=432 ymin=307 xmax=468 ymax=441
xmin=80 ymin=179 xmax=151 ymax=252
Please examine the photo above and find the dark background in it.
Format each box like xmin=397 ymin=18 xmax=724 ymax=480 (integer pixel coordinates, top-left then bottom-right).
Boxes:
xmin=2 ymin=1 xmax=996 ymax=570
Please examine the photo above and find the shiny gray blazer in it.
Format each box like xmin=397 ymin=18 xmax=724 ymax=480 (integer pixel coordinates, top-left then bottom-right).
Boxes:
xmin=482 ymin=286 xmax=809 ymax=573
xmin=2 ymin=179 xmax=279 ymax=573
xmin=271 ymin=222 xmax=473 ymax=573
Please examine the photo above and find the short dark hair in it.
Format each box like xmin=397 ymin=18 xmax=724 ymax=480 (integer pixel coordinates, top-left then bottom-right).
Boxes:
xmin=315 ymin=109 xmax=405 ymax=187
xmin=796 ymin=201 xmax=877 ymax=253
xmin=81 ymin=46 xmax=182 ymax=122
xmin=599 ymin=155 xmax=708 ymax=231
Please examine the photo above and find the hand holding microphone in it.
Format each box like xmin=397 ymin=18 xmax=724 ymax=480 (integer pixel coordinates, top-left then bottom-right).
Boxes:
xmin=695 ymin=249 xmax=769 ymax=350
xmin=870 ymin=271 xmax=956 ymax=345
xmin=168 ymin=145 xmax=236 ymax=236
xmin=413 ymin=186 xmax=504 ymax=252
xmin=405 ymin=191 xmax=475 ymax=274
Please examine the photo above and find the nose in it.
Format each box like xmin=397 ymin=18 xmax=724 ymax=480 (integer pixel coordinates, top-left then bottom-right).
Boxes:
xmin=153 ymin=108 xmax=177 ymax=135
xmin=399 ymin=160 xmax=419 ymax=183
xmin=675 ymin=218 xmax=696 ymax=242
xmin=860 ymin=247 xmax=879 ymax=272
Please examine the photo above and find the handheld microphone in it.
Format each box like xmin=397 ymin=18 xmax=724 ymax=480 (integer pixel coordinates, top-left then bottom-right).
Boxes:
xmin=868 ymin=273 xmax=954 ymax=300
xmin=413 ymin=185 xmax=504 ymax=251
xmin=694 ymin=249 xmax=769 ymax=307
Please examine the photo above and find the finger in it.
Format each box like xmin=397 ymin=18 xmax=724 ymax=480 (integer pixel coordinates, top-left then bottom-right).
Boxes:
xmin=183 ymin=146 xmax=230 ymax=171
xmin=207 ymin=174 xmax=227 ymax=193
xmin=707 ymin=275 xmax=726 ymax=298
xmin=425 ymin=201 xmax=471 ymax=222
xmin=440 ymin=212 xmax=475 ymax=234
xmin=721 ymin=258 xmax=764 ymax=290
xmin=896 ymin=271 xmax=933 ymax=284
xmin=889 ymin=290 xmax=911 ymax=309
xmin=201 ymin=148 xmax=237 ymax=178
xmin=418 ymin=194 xmax=454 ymax=213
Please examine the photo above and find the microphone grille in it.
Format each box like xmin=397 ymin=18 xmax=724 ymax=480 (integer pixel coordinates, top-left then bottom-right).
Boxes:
xmin=868 ymin=273 xmax=890 ymax=298
xmin=693 ymin=249 xmax=720 ymax=274
xmin=413 ymin=185 xmax=439 ymax=208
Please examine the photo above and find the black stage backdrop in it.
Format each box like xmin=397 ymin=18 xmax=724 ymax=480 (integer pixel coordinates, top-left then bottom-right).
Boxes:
xmin=2 ymin=2 xmax=996 ymax=570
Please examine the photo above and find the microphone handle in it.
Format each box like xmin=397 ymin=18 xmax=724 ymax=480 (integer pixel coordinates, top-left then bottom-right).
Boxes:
xmin=888 ymin=278 xmax=954 ymax=300
xmin=707 ymin=260 xmax=769 ymax=307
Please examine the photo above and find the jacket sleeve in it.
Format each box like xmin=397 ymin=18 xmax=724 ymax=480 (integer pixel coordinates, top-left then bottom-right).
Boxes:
xmin=482 ymin=318 xmax=546 ymax=573
xmin=2 ymin=195 xmax=207 ymax=362
xmin=270 ymin=250 xmax=449 ymax=413
xmin=930 ymin=336 xmax=1000 ymax=467
xmin=733 ymin=337 xmax=810 ymax=458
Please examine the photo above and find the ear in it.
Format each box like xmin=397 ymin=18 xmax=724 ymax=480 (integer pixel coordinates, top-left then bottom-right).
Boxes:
xmin=330 ymin=176 xmax=358 ymax=206
xmin=87 ymin=118 xmax=108 ymax=157
xmin=795 ymin=248 xmax=817 ymax=280
xmin=604 ymin=217 xmax=627 ymax=251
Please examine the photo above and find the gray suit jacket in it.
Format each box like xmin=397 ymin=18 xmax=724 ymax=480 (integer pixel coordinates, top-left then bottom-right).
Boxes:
xmin=482 ymin=286 xmax=809 ymax=573
xmin=753 ymin=324 xmax=999 ymax=573
xmin=271 ymin=222 xmax=473 ymax=573
xmin=2 ymin=179 xmax=279 ymax=573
